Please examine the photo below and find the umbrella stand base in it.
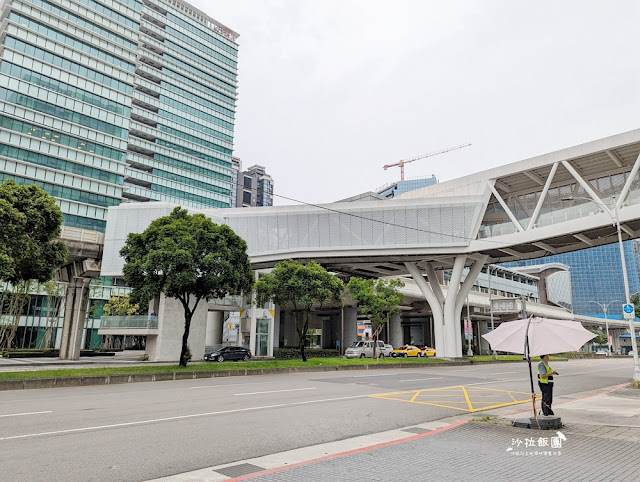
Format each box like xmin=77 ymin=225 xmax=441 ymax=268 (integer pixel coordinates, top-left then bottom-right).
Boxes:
xmin=513 ymin=416 xmax=563 ymax=430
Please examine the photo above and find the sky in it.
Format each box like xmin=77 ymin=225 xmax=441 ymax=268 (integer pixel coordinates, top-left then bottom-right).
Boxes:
xmin=190 ymin=0 xmax=640 ymax=206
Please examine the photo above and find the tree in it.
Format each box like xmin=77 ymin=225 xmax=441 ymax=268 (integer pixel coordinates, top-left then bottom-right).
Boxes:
xmin=0 ymin=180 xmax=67 ymax=285
xmin=0 ymin=180 xmax=67 ymax=348
xmin=255 ymin=260 xmax=344 ymax=362
xmin=102 ymin=293 xmax=140 ymax=316
xmin=589 ymin=329 xmax=608 ymax=346
xmin=347 ymin=277 xmax=405 ymax=359
xmin=120 ymin=207 xmax=254 ymax=366
xmin=633 ymin=293 xmax=640 ymax=319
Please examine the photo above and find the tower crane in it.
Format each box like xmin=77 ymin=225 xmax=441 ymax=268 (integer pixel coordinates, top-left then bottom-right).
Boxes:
xmin=383 ymin=142 xmax=472 ymax=181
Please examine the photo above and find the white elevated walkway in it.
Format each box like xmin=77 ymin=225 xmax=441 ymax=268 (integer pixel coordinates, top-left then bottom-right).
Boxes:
xmin=101 ymin=128 xmax=640 ymax=358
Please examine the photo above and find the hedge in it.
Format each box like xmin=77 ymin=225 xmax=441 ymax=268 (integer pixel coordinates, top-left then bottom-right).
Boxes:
xmin=273 ymin=348 xmax=340 ymax=359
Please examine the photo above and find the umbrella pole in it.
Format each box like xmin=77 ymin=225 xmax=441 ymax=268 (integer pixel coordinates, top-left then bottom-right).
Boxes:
xmin=525 ymin=316 xmax=540 ymax=429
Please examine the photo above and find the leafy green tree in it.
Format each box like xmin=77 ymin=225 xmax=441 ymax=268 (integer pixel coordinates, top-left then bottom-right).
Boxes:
xmin=0 ymin=180 xmax=67 ymax=285
xmin=589 ymin=329 xmax=608 ymax=346
xmin=347 ymin=277 xmax=405 ymax=358
xmin=120 ymin=207 xmax=254 ymax=366
xmin=632 ymin=293 xmax=640 ymax=319
xmin=103 ymin=293 xmax=140 ymax=316
xmin=255 ymin=260 xmax=344 ymax=362
xmin=0 ymin=180 xmax=67 ymax=348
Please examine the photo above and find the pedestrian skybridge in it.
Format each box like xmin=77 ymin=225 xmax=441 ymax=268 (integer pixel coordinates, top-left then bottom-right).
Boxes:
xmin=101 ymin=128 xmax=640 ymax=357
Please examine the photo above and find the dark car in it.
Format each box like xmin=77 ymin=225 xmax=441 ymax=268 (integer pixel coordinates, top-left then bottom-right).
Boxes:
xmin=204 ymin=346 xmax=252 ymax=362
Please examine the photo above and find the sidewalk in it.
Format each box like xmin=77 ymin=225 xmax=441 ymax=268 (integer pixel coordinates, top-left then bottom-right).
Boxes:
xmin=157 ymin=383 xmax=640 ymax=482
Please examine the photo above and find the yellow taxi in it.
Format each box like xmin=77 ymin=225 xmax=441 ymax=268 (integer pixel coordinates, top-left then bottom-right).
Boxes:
xmin=419 ymin=346 xmax=436 ymax=357
xmin=391 ymin=345 xmax=422 ymax=358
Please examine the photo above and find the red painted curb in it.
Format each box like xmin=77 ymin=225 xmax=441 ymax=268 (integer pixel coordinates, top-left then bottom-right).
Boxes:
xmin=227 ymin=420 xmax=469 ymax=481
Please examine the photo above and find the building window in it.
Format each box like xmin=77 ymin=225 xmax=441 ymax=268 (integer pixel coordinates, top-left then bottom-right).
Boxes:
xmin=243 ymin=176 xmax=252 ymax=188
xmin=242 ymin=191 xmax=251 ymax=204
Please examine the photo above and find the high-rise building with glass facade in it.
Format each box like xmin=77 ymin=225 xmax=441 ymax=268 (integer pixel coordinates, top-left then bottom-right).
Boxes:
xmin=503 ymin=241 xmax=640 ymax=318
xmin=0 ymin=0 xmax=238 ymax=232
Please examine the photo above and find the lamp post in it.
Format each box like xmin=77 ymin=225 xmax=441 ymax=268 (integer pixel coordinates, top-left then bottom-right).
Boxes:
xmin=589 ymin=300 xmax=618 ymax=354
xmin=563 ymin=195 xmax=640 ymax=381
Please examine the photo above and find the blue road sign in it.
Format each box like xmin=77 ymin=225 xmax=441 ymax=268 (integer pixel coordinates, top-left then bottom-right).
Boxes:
xmin=623 ymin=303 xmax=635 ymax=319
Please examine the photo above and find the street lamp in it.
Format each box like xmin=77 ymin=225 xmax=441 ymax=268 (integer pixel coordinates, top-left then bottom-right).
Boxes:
xmin=589 ymin=300 xmax=618 ymax=355
xmin=562 ymin=195 xmax=640 ymax=380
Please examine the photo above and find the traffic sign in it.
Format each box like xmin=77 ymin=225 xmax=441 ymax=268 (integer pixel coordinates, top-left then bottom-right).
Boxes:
xmin=623 ymin=303 xmax=635 ymax=319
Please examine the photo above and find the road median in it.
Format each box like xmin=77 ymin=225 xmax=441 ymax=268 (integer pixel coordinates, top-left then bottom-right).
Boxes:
xmin=0 ymin=355 xmax=569 ymax=391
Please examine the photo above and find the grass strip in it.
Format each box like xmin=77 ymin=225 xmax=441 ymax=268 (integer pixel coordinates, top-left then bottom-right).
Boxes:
xmin=0 ymin=356 xmax=448 ymax=380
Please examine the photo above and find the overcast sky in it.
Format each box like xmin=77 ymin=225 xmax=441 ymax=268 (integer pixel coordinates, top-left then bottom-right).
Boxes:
xmin=190 ymin=1 xmax=640 ymax=206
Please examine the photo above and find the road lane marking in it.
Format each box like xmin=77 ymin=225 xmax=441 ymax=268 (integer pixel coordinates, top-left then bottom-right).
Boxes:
xmin=0 ymin=394 xmax=371 ymax=441
xmin=189 ymin=381 xmax=273 ymax=389
xmin=398 ymin=377 xmax=443 ymax=382
xmin=235 ymin=388 xmax=316 ymax=396
xmin=0 ymin=411 xmax=52 ymax=418
xmin=350 ymin=373 xmax=403 ymax=378
xmin=493 ymin=372 xmax=515 ymax=375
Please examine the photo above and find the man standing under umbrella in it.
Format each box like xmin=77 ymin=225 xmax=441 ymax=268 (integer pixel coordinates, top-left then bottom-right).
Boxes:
xmin=538 ymin=354 xmax=558 ymax=415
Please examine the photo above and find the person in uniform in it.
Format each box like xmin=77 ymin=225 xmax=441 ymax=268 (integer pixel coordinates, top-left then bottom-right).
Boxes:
xmin=538 ymin=354 xmax=558 ymax=415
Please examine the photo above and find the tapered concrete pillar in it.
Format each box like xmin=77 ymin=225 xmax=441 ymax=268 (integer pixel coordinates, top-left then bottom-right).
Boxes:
xmin=389 ymin=313 xmax=403 ymax=348
xmin=206 ymin=311 xmax=224 ymax=346
xmin=342 ymin=306 xmax=358 ymax=351
xmin=405 ymin=262 xmax=445 ymax=354
xmin=444 ymin=256 xmax=466 ymax=357
xmin=452 ymin=256 xmax=489 ymax=357
xmin=59 ymin=279 xmax=90 ymax=360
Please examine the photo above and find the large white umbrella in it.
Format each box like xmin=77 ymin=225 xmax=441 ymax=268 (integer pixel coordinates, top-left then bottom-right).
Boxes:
xmin=482 ymin=317 xmax=597 ymax=357
xmin=482 ymin=317 xmax=597 ymax=418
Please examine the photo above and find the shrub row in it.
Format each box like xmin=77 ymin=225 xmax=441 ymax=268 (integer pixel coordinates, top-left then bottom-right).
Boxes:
xmin=273 ymin=348 xmax=340 ymax=359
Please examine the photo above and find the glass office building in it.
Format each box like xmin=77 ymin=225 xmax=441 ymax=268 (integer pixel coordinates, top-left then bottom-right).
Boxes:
xmin=503 ymin=241 xmax=640 ymax=318
xmin=0 ymin=0 xmax=238 ymax=232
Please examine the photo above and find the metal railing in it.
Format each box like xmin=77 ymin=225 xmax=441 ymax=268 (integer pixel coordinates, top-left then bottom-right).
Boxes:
xmin=100 ymin=315 xmax=158 ymax=329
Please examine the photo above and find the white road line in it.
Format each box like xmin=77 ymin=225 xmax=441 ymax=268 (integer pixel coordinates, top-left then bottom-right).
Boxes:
xmin=467 ymin=366 xmax=628 ymax=387
xmin=398 ymin=377 xmax=443 ymax=382
xmin=493 ymin=372 xmax=516 ymax=375
xmin=189 ymin=381 xmax=270 ymax=390
xmin=235 ymin=387 xmax=317 ymax=396
xmin=0 ymin=394 xmax=370 ymax=441
xmin=351 ymin=373 xmax=403 ymax=378
xmin=0 ymin=411 xmax=52 ymax=418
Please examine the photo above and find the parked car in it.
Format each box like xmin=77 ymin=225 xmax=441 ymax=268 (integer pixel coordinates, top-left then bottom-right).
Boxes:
xmin=345 ymin=340 xmax=393 ymax=358
xmin=391 ymin=345 xmax=424 ymax=358
xmin=204 ymin=346 xmax=252 ymax=362
xmin=595 ymin=349 xmax=609 ymax=356
xmin=419 ymin=346 xmax=437 ymax=357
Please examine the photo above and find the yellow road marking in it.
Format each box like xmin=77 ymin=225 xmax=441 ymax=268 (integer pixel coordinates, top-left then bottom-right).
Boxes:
xmin=370 ymin=386 xmax=543 ymax=412
xmin=462 ymin=386 xmax=473 ymax=411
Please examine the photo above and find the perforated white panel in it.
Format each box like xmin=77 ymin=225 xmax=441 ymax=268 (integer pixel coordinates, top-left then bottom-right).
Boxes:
xmin=224 ymin=200 xmax=483 ymax=257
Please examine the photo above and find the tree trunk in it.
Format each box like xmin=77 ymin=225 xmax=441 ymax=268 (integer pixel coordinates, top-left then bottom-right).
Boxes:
xmin=295 ymin=310 xmax=309 ymax=362
xmin=179 ymin=310 xmax=193 ymax=367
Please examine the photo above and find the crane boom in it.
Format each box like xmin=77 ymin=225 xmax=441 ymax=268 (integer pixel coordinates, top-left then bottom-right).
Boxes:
xmin=383 ymin=142 xmax=472 ymax=181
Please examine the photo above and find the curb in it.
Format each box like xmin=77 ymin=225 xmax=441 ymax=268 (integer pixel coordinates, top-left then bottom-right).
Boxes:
xmin=227 ymin=420 xmax=469 ymax=481
xmin=0 ymin=358 xmax=568 ymax=392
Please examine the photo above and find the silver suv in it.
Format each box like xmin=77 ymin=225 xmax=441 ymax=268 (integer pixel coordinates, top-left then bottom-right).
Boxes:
xmin=345 ymin=340 xmax=393 ymax=359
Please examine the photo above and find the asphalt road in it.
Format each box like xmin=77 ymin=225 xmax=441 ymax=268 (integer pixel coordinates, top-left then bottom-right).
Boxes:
xmin=0 ymin=358 xmax=634 ymax=481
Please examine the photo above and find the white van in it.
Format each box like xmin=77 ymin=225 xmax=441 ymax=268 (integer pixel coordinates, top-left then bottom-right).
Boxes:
xmin=345 ymin=340 xmax=393 ymax=358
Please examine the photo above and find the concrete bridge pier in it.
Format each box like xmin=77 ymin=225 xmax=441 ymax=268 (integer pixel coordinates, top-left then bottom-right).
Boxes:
xmin=406 ymin=255 xmax=487 ymax=358
xmin=389 ymin=313 xmax=403 ymax=348
xmin=405 ymin=262 xmax=445 ymax=355
xmin=59 ymin=260 xmax=100 ymax=360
